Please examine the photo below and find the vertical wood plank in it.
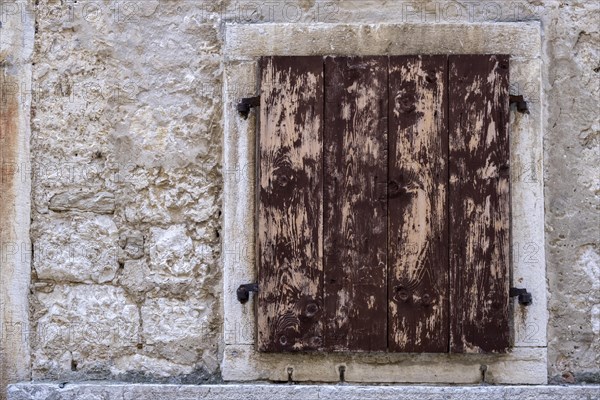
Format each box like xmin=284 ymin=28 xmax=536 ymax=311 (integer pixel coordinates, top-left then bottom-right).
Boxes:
xmin=257 ymin=56 xmax=324 ymax=352
xmin=449 ymin=54 xmax=511 ymax=353
xmin=388 ymin=55 xmax=449 ymax=352
xmin=323 ymin=56 xmax=388 ymax=351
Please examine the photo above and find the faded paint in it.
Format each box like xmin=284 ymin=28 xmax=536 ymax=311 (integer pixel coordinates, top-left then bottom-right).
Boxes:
xmin=323 ymin=56 xmax=388 ymax=351
xmin=388 ymin=55 xmax=449 ymax=352
xmin=449 ymin=55 xmax=511 ymax=354
xmin=257 ymin=56 xmax=324 ymax=352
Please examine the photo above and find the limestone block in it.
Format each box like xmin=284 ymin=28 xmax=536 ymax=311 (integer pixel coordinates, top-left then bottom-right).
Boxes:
xmin=48 ymin=190 xmax=115 ymax=214
xmin=110 ymin=354 xmax=194 ymax=378
xmin=117 ymin=259 xmax=155 ymax=297
xmin=141 ymin=297 xmax=215 ymax=365
xmin=33 ymin=215 xmax=119 ymax=284
xmin=32 ymin=285 xmax=139 ymax=377
xmin=148 ymin=225 xmax=197 ymax=277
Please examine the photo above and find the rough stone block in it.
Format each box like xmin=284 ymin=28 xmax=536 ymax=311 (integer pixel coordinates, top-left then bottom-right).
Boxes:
xmin=31 ymin=285 xmax=139 ymax=378
xmin=33 ymin=215 xmax=119 ymax=284
xmin=110 ymin=354 xmax=194 ymax=378
xmin=141 ymin=297 xmax=215 ymax=366
xmin=48 ymin=191 xmax=115 ymax=214
xmin=117 ymin=259 xmax=155 ymax=299
xmin=148 ymin=225 xmax=196 ymax=277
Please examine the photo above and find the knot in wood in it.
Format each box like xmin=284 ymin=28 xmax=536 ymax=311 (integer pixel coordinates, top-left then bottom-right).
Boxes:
xmin=305 ymin=303 xmax=319 ymax=318
xmin=398 ymin=97 xmax=416 ymax=114
xmin=276 ymin=175 xmax=291 ymax=188
xmin=426 ymin=70 xmax=437 ymax=83
xmin=498 ymin=164 xmax=510 ymax=177
xmin=421 ymin=293 xmax=432 ymax=306
xmin=395 ymin=286 xmax=411 ymax=302
xmin=388 ymin=180 xmax=401 ymax=198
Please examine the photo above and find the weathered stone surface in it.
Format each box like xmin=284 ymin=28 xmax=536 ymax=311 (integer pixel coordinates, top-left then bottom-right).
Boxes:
xmin=28 ymin=0 xmax=223 ymax=383
xmin=0 ymin=0 xmax=34 ymax=396
xmin=48 ymin=191 xmax=115 ymax=214
xmin=222 ymin=345 xmax=547 ymax=384
xmin=141 ymin=297 xmax=218 ymax=367
xmin=225 ymin=22 xmax=542 ymax=59
xmin=30 ymin=285 xmax=139 ymax=380
xmin=117 ymin=259 xmax=154 ymax=294
xmin=148 ymin=225 xmax=196 ymax=277
xmin=32 ymin=214 xmax=119 ymax=284
xmin=540 ymin=0 xmax=600 ymax=384
xmin=7 ymin=383 xmax=600 ymax=400
xmin=110 ymin=354 xmax=194 ymax=378
xmin=118 ymin=230 xmax=145 ymax=261
xmin=118 ymin=165 xmax=221 ymax=227
xmin=138 ymin=224 xmax=218 ymax=299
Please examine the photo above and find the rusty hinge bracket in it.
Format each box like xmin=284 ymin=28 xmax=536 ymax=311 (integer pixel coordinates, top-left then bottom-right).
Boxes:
xmin=237 ymin=96 xmax=260 ymax=119
xmin=509 ymin=94 xmax=529 ymax=114
xmin=237 ymin=283 xmax=259 ymax=304
xmin=510 ymin=287 xmax=533 ymax=306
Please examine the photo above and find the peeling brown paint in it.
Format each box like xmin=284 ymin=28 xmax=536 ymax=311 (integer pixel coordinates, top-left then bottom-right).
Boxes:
xmin=323 ymin=56 xmax=388 ymax=352
xmin=388 ymin=55 xmax=449 ymax=353
xmin=257 ymin=56 xmax=324 ymax=352
xmin=257 ymin=55 xmax=511 ymax=354
xmin=449 ymin=55 xmax=511 ymax=354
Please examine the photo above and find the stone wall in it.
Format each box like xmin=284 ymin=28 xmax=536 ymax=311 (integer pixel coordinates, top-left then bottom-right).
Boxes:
xmin=29 ymin=0 xmax=223 ymax=384
xmin=1 ymin=0 xmax=597 ymax=394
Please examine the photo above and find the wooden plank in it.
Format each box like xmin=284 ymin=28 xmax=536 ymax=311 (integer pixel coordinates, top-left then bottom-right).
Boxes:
xmin=388 ymin=55 xmax=449 ymax=352
xmin=449 ymin=54 xmax=511 ymax=353
xmin=323 ymin=56 xmax=388 ymax=351
xmin=256 ymin=56 xmax=324 ymax=352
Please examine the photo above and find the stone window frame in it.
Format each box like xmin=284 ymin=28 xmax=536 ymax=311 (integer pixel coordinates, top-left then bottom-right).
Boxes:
xmin=222 ymin=22 xmax=546 ymax=384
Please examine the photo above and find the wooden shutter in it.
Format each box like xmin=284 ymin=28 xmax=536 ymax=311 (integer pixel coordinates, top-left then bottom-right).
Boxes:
xmin=448 ymin=55 xmax=511 ymax=353
xmin=256 ymin=55 xmax=510 ymax=353
xmin=257 ymin=56 xmax=324 ymax=352
xmin=323 ymin=56 xmax=388 ymax=351
xmin=388 ymin=55 xmax=449 ymax=352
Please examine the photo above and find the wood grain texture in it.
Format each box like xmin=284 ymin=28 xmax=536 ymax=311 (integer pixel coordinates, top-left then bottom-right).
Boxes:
xmin=448 ymin=54 xmax=511 ymax=353
xmin=388 ymin=56 xmax=449 ymax=352
xmin=257 ymin=56 xmax=324 ymax=352
xmin=323 ymin=56 xmax=388 ymax=351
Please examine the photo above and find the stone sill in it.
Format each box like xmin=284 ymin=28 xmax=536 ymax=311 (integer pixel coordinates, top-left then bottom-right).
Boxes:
xmin=7 ymin=383 xmax=600 ymax=400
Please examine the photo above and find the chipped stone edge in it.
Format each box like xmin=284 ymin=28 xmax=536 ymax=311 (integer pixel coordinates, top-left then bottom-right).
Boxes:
xmin=7 ymin=382 xmax=600 ymax=400
xmin=0 ymin=4 xmax=35 ymax=400
xmin=222 ymin=21 xmax=547 ymax=384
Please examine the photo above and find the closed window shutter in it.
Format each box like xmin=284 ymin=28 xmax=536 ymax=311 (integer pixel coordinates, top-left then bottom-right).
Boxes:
xmin=256 ymin=56 xmax=324 ymax=352
xmin=256 ymin=55 xmax=510 ymax=353
xmin=448 ymin=55 xmax=511 ymax=353
xmin=388 ymin=55 xmax=449 ymax=352
xmin=323 ymin=56 xmax=389 ymax=351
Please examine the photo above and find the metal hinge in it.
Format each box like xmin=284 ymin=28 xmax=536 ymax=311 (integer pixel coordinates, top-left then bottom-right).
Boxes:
xmin=510 ymin=287 xmax=533 ymax=306
xmin=509 ymin=94 xmax=529 ymax=114
xmin=237 ymin=283 xmax=259 ymax=304
xmin=237 ymin=96 xmax=260 ymax=119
